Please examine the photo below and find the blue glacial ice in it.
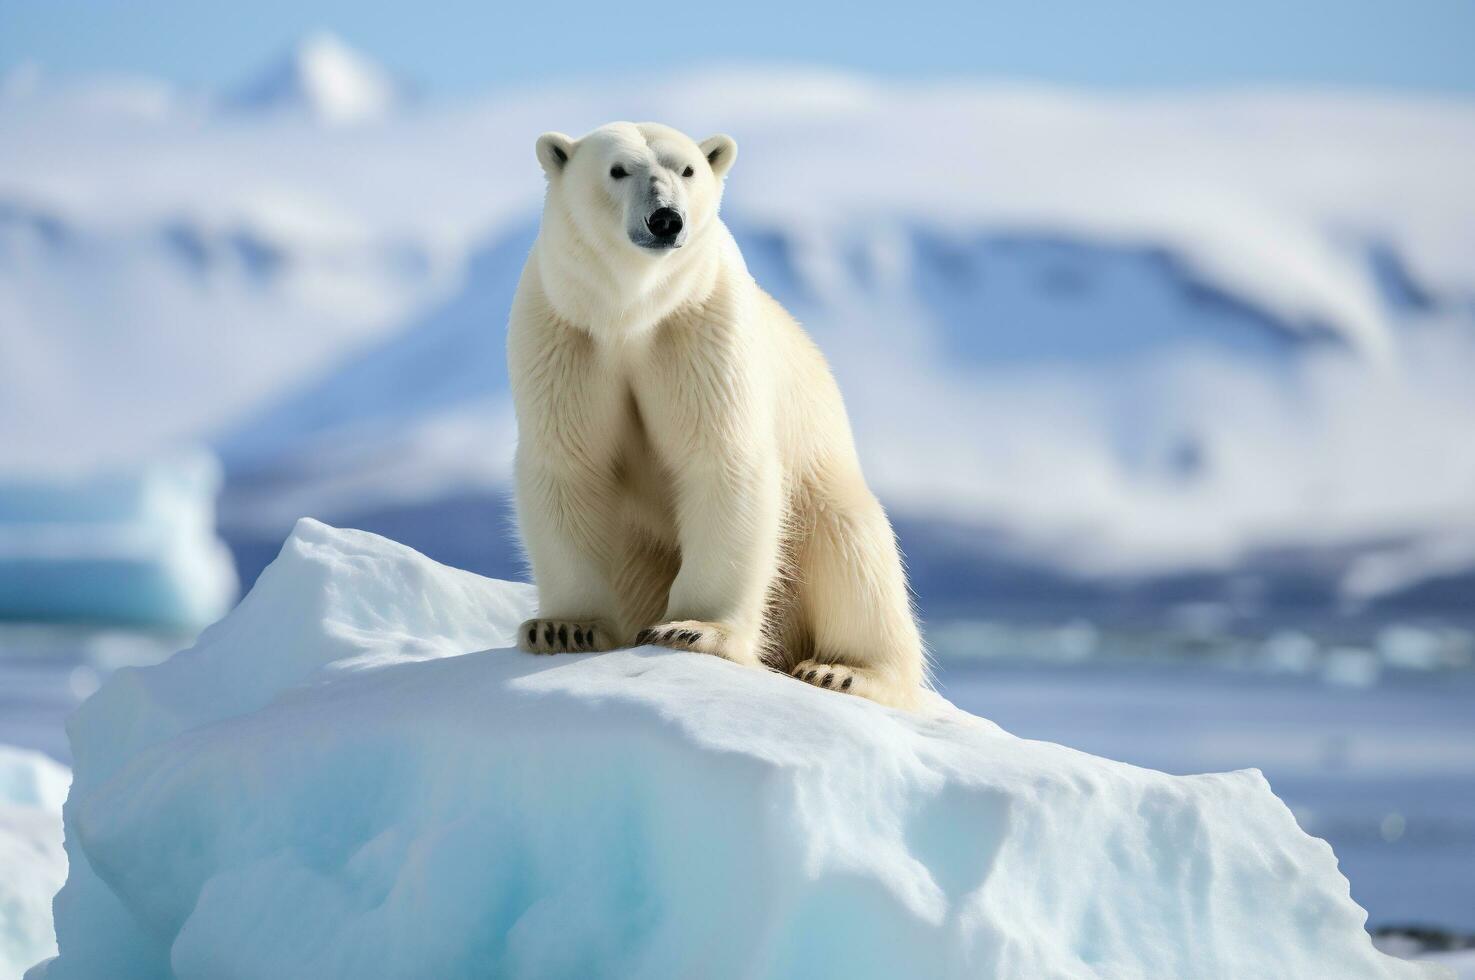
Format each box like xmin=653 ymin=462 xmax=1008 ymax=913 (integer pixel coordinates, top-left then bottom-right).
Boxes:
xmin=29 ymin=520 xmax=1443 ymax=979
xmin=0 ymin=451 xmax=236 ymax=629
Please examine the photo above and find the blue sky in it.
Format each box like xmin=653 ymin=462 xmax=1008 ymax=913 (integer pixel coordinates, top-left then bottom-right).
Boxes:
xmin=3 ymin=0 xmax=1474 ymax=95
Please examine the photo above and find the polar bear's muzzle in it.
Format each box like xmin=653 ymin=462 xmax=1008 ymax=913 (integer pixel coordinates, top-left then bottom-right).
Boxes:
xmin=646 ymin=208 xmax=684 ymax=242
xmin=630 ymin=206 xmax=687 ymax=250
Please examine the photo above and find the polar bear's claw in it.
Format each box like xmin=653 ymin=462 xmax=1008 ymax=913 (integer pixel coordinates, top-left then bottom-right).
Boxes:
xmin=519 ymin=619 xmax=613 ymax=654
xmin=791 ymin=660 xmax=863 ymax=695
xmin=636 ymin=620 xmax=730 ymax=657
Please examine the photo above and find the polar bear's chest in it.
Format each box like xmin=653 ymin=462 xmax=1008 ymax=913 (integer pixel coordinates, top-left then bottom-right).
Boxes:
xmin=612 ymin=384 xmax=681 ymax=541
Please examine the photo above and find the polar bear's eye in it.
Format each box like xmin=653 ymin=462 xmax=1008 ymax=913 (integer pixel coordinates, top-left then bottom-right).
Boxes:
xmin=682 ymin=166 xmax=695 ymax=178
xmin=609 ymin=165 xmax=629 ymax=179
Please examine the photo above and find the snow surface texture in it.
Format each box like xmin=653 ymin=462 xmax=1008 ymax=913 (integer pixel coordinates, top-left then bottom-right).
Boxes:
xmin=0 ymin=747 xmax=68 ymax=980
xmin=0 ymin=451 xmax=237 ymax=629
xmin=32 ymin=520 xmax=1443 ymax=979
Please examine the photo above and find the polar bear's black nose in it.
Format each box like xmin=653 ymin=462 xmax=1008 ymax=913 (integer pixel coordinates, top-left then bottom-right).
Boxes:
xmin=646 ymin=208 xmax=683 ymax=239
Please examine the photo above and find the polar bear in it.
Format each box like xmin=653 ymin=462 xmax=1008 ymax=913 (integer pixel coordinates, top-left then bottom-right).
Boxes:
xmin=508 ymin=121 xmax=925 ymax=708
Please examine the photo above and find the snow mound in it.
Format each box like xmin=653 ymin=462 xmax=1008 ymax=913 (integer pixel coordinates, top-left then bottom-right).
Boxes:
xmin=32 ymin=519 xmax=1438 ymax=978
xmin=0 ymin=451 xmax=236 ymax=629
xmin=223 ymin=33 xmax=402 ymax=125
xmin=0 ymin=747 xmax=69 ymax=979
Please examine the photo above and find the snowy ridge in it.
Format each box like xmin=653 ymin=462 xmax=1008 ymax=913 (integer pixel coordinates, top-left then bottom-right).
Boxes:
xmin=30 ymin=521 xmax=1445 ymax=978
xmin=222 ymin=33 xmax=403 ymax=125
xmin=0 ymin=189 xmax=448 ymax=471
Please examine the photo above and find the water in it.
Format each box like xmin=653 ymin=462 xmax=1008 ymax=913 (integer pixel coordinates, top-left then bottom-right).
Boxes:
xmin=0 ymin=624 xmax=185 ymax=761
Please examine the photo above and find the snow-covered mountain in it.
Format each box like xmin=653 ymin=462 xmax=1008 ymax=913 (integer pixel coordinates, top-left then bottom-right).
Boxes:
xmin=222 ymin=33 xmax=405 ymax=124
xmin=3 ymin=55 xmax=1475 ymax=614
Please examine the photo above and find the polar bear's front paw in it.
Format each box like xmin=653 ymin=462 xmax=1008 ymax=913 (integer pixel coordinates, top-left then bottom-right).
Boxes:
xmin=791 ymin=660 xmax=866 ymax=695
xmin=635 ymin=620 xmax=731 ymax=657
xmin=519 ymin=619 xmax=613 ymax=654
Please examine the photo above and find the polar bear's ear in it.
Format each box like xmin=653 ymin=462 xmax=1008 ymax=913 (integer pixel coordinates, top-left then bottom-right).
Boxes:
xmin=699 ymin=134 xmax=738 ymax=179
xmin=536 ymin=132 xmax=576 ymax=176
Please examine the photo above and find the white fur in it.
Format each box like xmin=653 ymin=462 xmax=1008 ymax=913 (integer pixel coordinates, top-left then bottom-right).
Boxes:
xmin=509 ymin=122 xmax=924 ymax=708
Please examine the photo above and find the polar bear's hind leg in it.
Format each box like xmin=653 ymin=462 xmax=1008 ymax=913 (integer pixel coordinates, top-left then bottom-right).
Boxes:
xmin=794 ymin=484 xmax=925 ymax=709
xmin=789 ymin=660 xmax=897 ymax=703
xmin=636 ymin=620 xmax=762 ymax=667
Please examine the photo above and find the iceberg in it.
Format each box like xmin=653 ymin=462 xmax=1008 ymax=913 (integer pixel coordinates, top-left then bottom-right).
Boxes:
xmin=0 ymin=451 xmax=236 ymax=629
xmin=0 ymin=747 xmax=69 ymax=979
xmin=32 ymin=520 xmax=1442 ymax=978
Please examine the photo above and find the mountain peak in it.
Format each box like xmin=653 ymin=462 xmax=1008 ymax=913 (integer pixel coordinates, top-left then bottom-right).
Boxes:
xmin=225 ymin=32 xmax=401 ymax=125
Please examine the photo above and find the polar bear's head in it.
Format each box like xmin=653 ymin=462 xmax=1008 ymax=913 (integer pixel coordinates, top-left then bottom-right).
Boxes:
xmin=535 ymin=122 xmax=737 ymax=256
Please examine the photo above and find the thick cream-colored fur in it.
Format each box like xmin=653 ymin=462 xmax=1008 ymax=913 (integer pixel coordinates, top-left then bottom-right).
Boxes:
xmin=509 ymin=122 xmax=924 ymax=708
